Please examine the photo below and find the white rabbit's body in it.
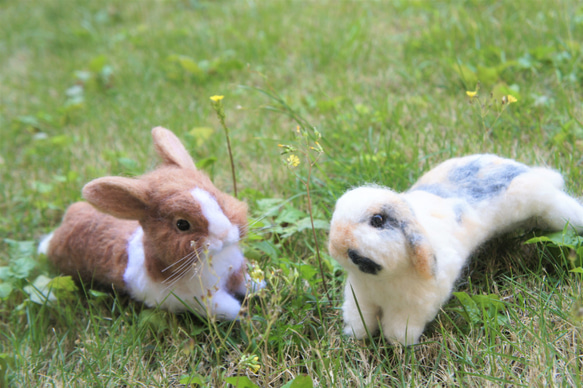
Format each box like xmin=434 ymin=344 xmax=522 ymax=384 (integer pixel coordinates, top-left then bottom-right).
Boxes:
xmin=39 ymin=127 xmax=260 ymax=320
xmin=329 ymin=154 xmax=583 ymax=345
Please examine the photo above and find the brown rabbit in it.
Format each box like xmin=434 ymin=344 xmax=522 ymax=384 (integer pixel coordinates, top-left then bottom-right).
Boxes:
xmin=39 ymin=127 xmax=262 ymax=320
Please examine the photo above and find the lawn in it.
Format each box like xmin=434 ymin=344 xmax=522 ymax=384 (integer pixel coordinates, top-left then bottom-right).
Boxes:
xmin=1 ymin=0 xmax=583 ymax=386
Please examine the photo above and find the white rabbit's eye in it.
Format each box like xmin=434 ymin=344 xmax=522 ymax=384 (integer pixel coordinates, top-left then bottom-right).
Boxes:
xmin=176 ymin=219 xmax=191 ymax=231
xmin=370 ymin=214 xmax=386 ymax=228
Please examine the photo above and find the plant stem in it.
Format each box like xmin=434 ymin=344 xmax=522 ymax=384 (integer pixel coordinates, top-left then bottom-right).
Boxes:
xmin=303 ymin=162 xmax=330 ymax=303
xmin=221 ymin=120 xmax=238 ymax=198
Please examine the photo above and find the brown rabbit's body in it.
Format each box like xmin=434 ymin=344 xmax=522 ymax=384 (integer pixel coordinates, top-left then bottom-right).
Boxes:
xmin=46 ymin=202 xmax=134 ymax=291
xmin=40 ymin=127 xmax=261 ymax=319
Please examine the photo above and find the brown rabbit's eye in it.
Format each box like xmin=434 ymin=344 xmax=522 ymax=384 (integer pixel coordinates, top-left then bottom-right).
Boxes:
xmin=176 ymin=219 xmax=191 ymax=231
xmin=370 ymin=214 xmax=386 ymax=228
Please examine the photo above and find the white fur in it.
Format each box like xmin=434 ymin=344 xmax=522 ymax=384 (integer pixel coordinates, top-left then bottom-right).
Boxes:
xmin=38 ymin=232 xmax=54 ymax=255
xmin=330 ymin=154 xmax=583 ymax=345
xmin=122 ymin=188 xmax=252 ymax=319
xmin=191 ymin=187 xmax=240 ymax=251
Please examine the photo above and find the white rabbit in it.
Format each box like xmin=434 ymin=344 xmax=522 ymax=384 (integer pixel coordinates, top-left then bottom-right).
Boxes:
xmin=39 ymin=127 xmax=263 ymax=320
xmin=329 ymin=154 xmax=583 ymax=345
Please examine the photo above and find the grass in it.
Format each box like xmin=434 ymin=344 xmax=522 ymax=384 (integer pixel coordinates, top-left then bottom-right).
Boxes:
xmin=1 ymin=0 xmax=583 ymax=386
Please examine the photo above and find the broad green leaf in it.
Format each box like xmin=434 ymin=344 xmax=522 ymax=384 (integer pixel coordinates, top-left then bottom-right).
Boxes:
xmin=138 ymin=310 xmax=169 ymax=333
xmin=24 ymin=275 xmax=56 ymax=305
xmin=299 ymin=264 xmax=317 ymax=281
xmin=194 ymin=156 xmax=217 ymax=170
xmin=524 ymin=235 xmax=553 ymax=244
xmin=89 ymin=289 xmax=110 ymax=299
xmin=189 ymin=127 xmax=214 ymax=147
xmin=5 ymin=239 xmax=36 ymax=260
xmin=281 ymin=375 xmax=313 ymax=388
xmin=0 ymin=283 xmax=13 ymax=299
xmin=88 ymin=54 xmax=108 ymax=72
xmin=33 ymin=181 xmax=54 ymax=194
xmin=10 ymin=258 xmax=37 ymax=279
xmin=178 ymin=56 xmax=203 ymax=76
xmin=117 ymin=157 xmax=140 ymax=175
xmin=251 ymin=241 xmax=279 ymax=260
xmin=476 ymin=65 xmax=499 ymax=85
xmin=255 ymin=198 xmax=286 ymax=217
xmin=49 ymin=134 xmax=75 ymax=147
xmin=48 ymin=276 xmax=78 ymax=293
xmin=179 ymin=374 xmax=206 ymax=385
xmin=472 ymin=294 xmax=504 ymax=311
xmin=275 ymin=207 xmax=306 ymax=225
xmin=453 ymin=292 xmax=481 ymax=325
xmin=525 ymin=229 xmax=583 ymax=249
xmin=15 ymin=115 xmax=41 ymax=128
xmin=295 ymin=217 xmax=329 ymax=232
xmin=492 ymin=82 xmax=522 ymax=102
xmin=570 ymin=267 xmax=583 ymax=274
xmin=452 ymin=63 xmax=478 ymax=86
xmin=224 ymin=376 xmax=260 ymax=388
xmin=0 ymin=267 xmax=13 ymax=281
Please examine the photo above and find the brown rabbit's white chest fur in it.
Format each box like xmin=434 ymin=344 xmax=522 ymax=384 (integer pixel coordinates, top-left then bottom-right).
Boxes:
xmin=329 ymin=154 xmax=583 ymax=345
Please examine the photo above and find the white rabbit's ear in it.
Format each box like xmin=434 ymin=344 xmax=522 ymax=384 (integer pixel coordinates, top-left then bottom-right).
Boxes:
xmin=82 ymin=177 xmax=148 ymax=220
xmin=151 ymin=126 xmax=197 ymax=171
xmin=400 ymin=218 xmax=435 ymax=279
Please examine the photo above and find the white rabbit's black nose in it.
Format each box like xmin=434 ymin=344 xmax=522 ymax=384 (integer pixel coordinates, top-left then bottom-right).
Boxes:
xmin=347 ymin=249 xmax=382 ymax=275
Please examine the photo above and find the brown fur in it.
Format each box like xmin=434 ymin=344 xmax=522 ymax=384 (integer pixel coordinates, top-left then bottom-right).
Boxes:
xmin=46 ymin=127 xmax=248 ymax=291
xmin=47 ymin=202 xmax=135 ymax=291
xmin=328 ymin=221 xmax=355 ymax=259
xmin=226 ymin=263 xmax=247 ymax=297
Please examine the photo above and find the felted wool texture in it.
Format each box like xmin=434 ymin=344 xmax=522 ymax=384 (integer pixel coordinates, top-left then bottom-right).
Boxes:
xmin=41 ymin=127 xmax=255 ymax=319
xmin=45 ymin=201 xmax=135 ymax=291
xmin=329 ymin=154 xmax=583 ymax=345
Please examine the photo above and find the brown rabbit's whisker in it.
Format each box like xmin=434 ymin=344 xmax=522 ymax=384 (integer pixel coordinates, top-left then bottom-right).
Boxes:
xmin=160 ymin=246 xmax=207 ymax=288
xmin=160 ymin=241 xmax=204 ymax=273
xmin=187 ymin=261 xmax=203 ymax=281
xmin=162 ymin=259 xmax=203 ymax=292
xmin=161 ymin=265 xmax=194 ymax=291
xmin=161 ymin=251 xmax=198 ymax=280
xmin=161 ymin=251 xmax=200 ymax=284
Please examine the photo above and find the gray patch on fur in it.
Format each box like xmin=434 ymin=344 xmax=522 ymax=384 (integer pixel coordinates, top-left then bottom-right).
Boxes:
xmin=411 ymin=159 xmax=529 ymax=203
xmin=454 ymin=203 xmax=465 ymax=224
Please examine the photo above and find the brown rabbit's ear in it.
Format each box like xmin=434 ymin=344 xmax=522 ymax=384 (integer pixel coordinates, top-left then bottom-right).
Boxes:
xmin=151 ymin=126 xmax=197 ymax=171
xmin=82 ymin=177 xmax=148 ymax=220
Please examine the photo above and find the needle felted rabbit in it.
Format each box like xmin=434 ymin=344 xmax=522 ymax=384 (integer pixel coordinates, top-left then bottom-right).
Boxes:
xmin=39 ymin=127 xmax=262 ymax=320
xmin=328 ymin=154 xmax=583 ymax=345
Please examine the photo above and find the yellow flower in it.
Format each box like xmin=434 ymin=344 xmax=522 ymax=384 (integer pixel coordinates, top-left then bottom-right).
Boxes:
xmin=287 ymin=154 xmax=300 ymax=167
xmin=239 ymin=354 xmax=261 ymax=373
xmin=249 ymin=356 xmax=260 ymax=373
xmin=249 ymin=266 xmax=264 ymax=284
xmin=466 ymin=90 xmax=478 ymax=98
xmin=209 ymin=95 xmax=224 ymax=102
xmin=507 ymin=95 xmax=517 ymax=104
